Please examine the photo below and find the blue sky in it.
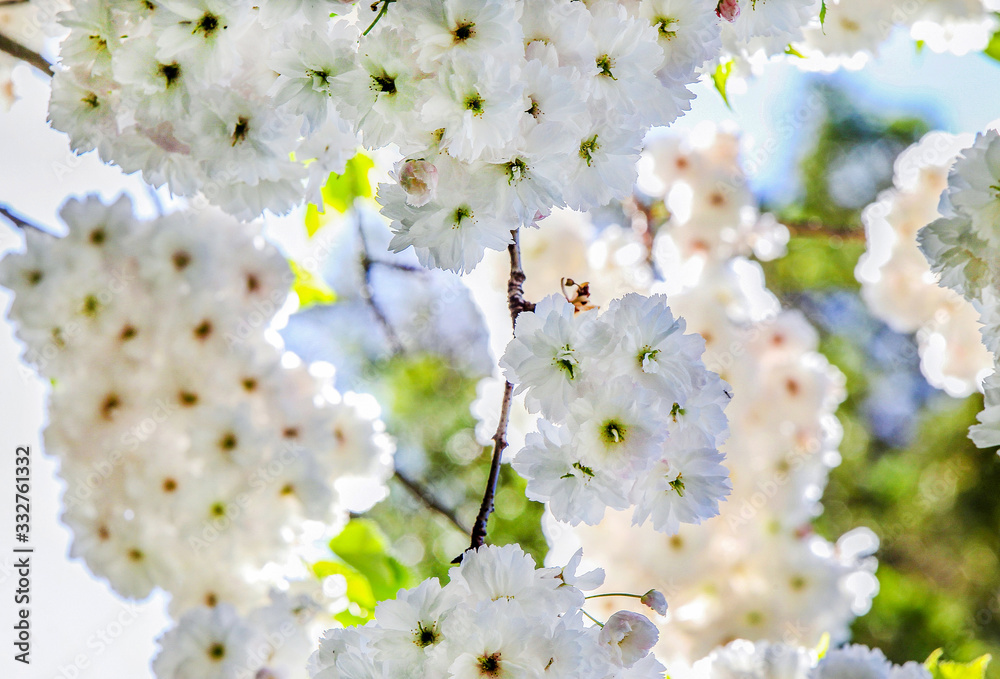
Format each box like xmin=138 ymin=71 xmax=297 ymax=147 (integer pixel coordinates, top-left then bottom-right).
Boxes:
xmin=672 ymin=26 xmax=1000 ymax=204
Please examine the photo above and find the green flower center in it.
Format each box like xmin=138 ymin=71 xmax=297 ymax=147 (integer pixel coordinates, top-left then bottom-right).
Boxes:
xmin=596 ymin=54 xmax=616 ymax=79
xmin=452 ymin=205 xmax=473 ymax=228
xmin=372 ymin=72 xmax=396 ymax=95
xmin=465 ymin=92 xmax=485 ymax=116
xmin=579 ymin=135 xmax=599 ymax=167
xmin=600 ymin=419 xmax=627 ymax=445
xmin=655 ymin=16 xmax=679 ymax=39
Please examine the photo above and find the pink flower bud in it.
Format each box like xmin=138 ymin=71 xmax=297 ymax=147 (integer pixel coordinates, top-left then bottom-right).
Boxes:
xmin=599 ymin=611 xmax=659 ymax=668
xmin=399 ymin=159 xmax=438 ymax=207
xmin=716 ymin=0 xmax=740 ymax=21
xmin=640 ymin=589 xmax=668 ymax=616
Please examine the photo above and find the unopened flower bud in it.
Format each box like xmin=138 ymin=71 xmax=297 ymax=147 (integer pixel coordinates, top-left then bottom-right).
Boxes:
xmin=640 ymin=589 xmax=668 ymax=616
xmin=599 ymin=611 xmax=659 ymax=668
xmin=399 ymin=159 xmax=438 ymax=207
xmin=716 ymin=0 xmax=740 ymax=21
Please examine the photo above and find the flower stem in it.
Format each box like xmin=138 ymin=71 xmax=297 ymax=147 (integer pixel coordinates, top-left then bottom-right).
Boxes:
xmin=362 ymin=0 xmax=395 ymax=37
xmin=582 ymin=610 xmax=605 ymax=628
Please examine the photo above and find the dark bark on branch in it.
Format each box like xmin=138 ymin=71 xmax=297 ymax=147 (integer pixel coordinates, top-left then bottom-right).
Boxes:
xmin=0 ymin=204 xmax=57 ymax=236
xmin=0 ymin=31 xmax=53 ymax=77
xmin=461 ymin=229 xmax=534 ymax=559
xmin=393 ymin=469 xmax=470 ymax=535
xmin=356 ymin=219 xmax=406 ymax=356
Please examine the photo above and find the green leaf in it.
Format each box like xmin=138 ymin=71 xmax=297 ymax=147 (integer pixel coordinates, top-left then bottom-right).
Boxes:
xmin=304 ymin=152 xmax=375 ymax=237
xmin=321 ymin=153 xmax=375 ymax=214
xmin=916 ymin=39 xmax=926 ymax=53
xmin=785 ymin=44 xmax=806 ymax=58
xmin=712 ymin=60 xmax=734 ymax=110
xmin=313 ymin=560 xmax=376 ymax=610
xmin=925 ymin=649 xmax=991 ymax=679
xmin=819 ymin=0 xmax=827 ymax=29
xmin=290 ymin=260 xmax=336 ymax=309
xmin=986 ymin=27 xmax=1000 ymax=63
xmin=303 ymin=203 xmax=327 ymax=238
xmin=330 ymin=519 xmax=414 ymax=601
xmin=313 ymin=560 xmax=377 ymax=625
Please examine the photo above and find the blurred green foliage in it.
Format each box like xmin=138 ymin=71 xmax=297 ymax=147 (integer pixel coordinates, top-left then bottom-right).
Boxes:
xmin=766 ymin=83 xmax=1000 ymax=675
xmin=362 ymin=353 xmax=546 ymax=582
xmin=771 ymin=83 xmax=929 ymax=231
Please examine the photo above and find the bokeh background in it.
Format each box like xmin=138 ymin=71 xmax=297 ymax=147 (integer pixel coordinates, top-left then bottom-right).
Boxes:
xmin=2 ymin=23 xmax=1000 ymax=679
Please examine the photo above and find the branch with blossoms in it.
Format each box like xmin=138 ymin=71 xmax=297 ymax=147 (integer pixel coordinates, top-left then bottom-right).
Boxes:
xmin=466 ymin=228 xmax=534 ymax=553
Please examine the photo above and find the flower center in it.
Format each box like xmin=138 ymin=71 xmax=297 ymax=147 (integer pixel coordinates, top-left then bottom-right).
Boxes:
xmin=194 ymin=12 xmax=221 ymax=37
xmin=231 ymin=116 xmax=250 ymax=146
xmin=413 ymin=622 xmax=439 ymax=648
xmin=159 ymin=62 xmax=181 ymax=87
xmin=638 ymin=345 xmax=659 ymax=368
xmin=478 ymin=652 xmax=502 ymax=677
xmin=505 ymin=158 xmax=527 ymax=184
xmin=453 ymin=21 xmax=476 ymax=42
xmin=579 ymin=135 xmax=599 ymax=167
xmin=372 ymin=71 xmax=397 ymax=95
xmin=553 ymin=345 xmax=578 ymax=379
xmin=655 ymin=16 xmax=679 ymax=39
xmin=452 ymin=206 xmax=473 ymax=228
xmin=596 ymin=54 xmax=616 ymax=79
xmin=465 ymin=92 xmax=485 ymax=116
xmin=600 ymin=419 xmax=627 ymax=445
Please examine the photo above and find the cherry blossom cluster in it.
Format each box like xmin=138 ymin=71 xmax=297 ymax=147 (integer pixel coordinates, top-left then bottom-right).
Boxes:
xmin=0 ymin=195 xmax=394 ymax=613
xmin=640 ymin=127 xmax=790 ymax=276
xmin=309 ymin=544 xmax=665 ymax=679
xmin=857 ymin=131 xmax=993 ymax=398
xmin=717 ymin=0 xmax=999 ymax=73
xmin=499 ymin=292 xmax=732 ymax=533
xmin=47 ymin=0 xmax=723 ymax=262
xmin=473 ymin=129 xmax=875 ymax=662
xmin=154 ymin=587 xmax=332 ymax=679
xmin=793 ymin=0 xmax=999 ymax=71
xmin=569 ymin=270 xmax=875 ymax=661
xmin=686 ymin=639 xmax=930 ymax=679
xmin=918 ymin=127 xmax=1000 ymax=447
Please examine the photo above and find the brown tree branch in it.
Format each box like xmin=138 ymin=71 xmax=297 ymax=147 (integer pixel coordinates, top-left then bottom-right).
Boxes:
xmin=0 ymin=203 xmax=57 ymax=236
xmin=463 ymin=229 xmax=534 ymax=557
xmin=0 ymin=31 xmax=53 ymax=77
xmin=356 ymin=218 xmax=406 ymax=356
xmin=393 ymin=469 xmax=470 ymax=535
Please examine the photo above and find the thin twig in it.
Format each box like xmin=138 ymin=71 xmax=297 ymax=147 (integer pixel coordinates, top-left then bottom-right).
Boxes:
xmin=369 ymin=258 xmax=425 ymax=274
xmin=0 ymin=32 xmax=53 ymax=76
xmin=461 ymin=229 xmax=534 ymax=559
xmin=393 ymin=469 xmax=470 ymax=535
xmin=0 ymin=204 xmax=57 ymax=236
xmin=356 ymin=217 xmax=406 ymax=356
